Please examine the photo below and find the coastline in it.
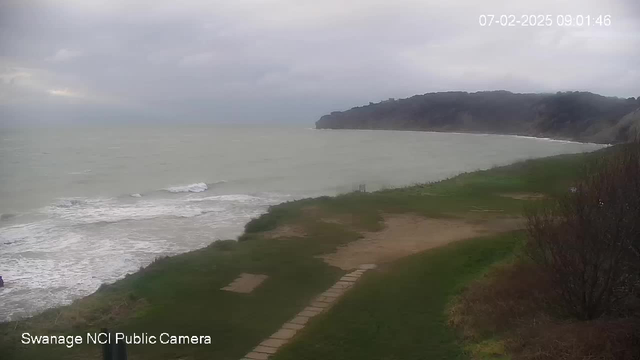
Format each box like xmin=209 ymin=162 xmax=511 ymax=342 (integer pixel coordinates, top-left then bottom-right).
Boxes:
xmin=0 ymin=146 xmax=609 ymax=359
xmin=314 ymin=127 xmax=612 ymax=146
xmin=0 ymin=128 xmax=607 ymax=324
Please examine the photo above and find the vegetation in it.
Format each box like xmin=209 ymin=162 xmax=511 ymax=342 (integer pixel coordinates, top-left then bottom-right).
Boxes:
xmin=527 ymin=142 xmax=640 ymax=320
xmin=0 ymin=148 xmax=609 ymax=359
xmin=452 ymin=142 xmax=640 ymax=359
xmin=450 ymin=258 xmax=640 ymax=360
xmin=316 ymin=91 xmax=640 ymax=143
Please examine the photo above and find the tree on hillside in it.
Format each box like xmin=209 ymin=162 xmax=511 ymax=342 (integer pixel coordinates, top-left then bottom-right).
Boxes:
xmin=526 ymin=141 xmax=640 ymax=320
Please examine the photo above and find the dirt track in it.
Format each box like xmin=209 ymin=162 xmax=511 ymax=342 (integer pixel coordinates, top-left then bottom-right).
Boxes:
xmin=317 ymin=214 xmax=524 ymax=270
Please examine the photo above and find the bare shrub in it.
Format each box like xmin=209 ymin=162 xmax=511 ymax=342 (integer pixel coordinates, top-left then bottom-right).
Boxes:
xmin=450 ymin=260 xmax=640 ymax=360
xmin=526 ymin=142 xmax=640 ymax=320
xmin=449 ymin=261 xmax=558 ymax=340
xmin=514 ymin=319 xmax=640 ymax=360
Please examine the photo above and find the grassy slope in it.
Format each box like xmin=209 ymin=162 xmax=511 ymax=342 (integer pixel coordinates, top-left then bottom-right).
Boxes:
xmin=0 ymin=150 xmax=602 ymax=360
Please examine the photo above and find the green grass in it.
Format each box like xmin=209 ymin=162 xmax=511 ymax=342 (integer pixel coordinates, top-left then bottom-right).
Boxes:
xmin=464 ymin=338 xmax=511 ymax=360
xmin=0 ymin=149 xmax=606 ymax=360
xmin=272 ymin=232 xmax=521 ymax=360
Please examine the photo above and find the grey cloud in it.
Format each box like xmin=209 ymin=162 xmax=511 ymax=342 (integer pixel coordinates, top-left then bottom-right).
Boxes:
xmin=45 ymin=49 xmax=84 ymax=62
xmin=1 ymin=0 xmax=639 ymax=125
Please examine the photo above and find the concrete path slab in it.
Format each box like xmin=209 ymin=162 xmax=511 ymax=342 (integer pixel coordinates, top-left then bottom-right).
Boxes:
xmin=221 ymin=273 xmax=269 ymax=293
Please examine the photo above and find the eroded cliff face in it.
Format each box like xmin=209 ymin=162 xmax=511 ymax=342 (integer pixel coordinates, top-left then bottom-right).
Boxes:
xmin=316 ymin=91 xmax=640 ymax=143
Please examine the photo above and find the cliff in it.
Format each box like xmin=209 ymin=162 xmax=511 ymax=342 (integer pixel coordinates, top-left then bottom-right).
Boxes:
xmin=316 ymin=91 xmax=640 ymax=143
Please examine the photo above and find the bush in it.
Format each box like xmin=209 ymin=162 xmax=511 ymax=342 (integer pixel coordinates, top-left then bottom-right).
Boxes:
xmin=449 ymin=261 xmax=558 ymax=340
xmin=526 ymin=142 xmax=640 ymax=320
xmin=450 ymin=260 xmax=640 ymax=360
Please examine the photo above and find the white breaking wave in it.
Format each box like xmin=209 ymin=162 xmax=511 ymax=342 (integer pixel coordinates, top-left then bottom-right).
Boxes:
xmin=0 ymin=190 xmax=292 ymax=321
xmin=130 ymin=193 xmax=142 ymax=198
xmin=165 ymin=182 xmax=208 ymax=193
xmin=54 ymin=198 xmax=93 ymax=208
xmin=68 ymin=169 xmax=92 ymax=175
xmin=185 ymin=194 xmax=262 ymax=203
xmin=45 ymin=197 xmax=223 ymax=225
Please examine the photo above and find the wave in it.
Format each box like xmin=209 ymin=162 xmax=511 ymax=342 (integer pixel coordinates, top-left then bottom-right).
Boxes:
xmin=46 ymin=197 xmax=224 ymax=225
xmin=68 ymin=169 xmax=92 ymax=175
xmin=165 ymin=182 xmax=208 ymax=193
xmin=42 ymin=183 xmax=278 ymax=227
xmin=1 ymin=188 xmax=293 ymax=321
xmin=125 ymin=180 xmax=228 ymax=197
xmin=54 ymin=198 xmax=93 ymax=208
xmin=0 ymin=213 xmax=17 ymax=221
xmin=185 ymin=194 xmax=262 ymax=203
xmin=207 ymin=180 xmax=227 ymax=186
xmin=9 ymin=192 xmax=290 ymax=249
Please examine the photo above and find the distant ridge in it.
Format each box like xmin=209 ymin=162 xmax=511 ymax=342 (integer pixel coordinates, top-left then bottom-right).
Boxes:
xmin=315 ymin=91 xmax=640 ymax=144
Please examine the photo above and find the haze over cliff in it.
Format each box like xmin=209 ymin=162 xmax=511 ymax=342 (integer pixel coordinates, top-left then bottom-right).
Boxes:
xmin=316 ymin=91 xmax=640 ymax=144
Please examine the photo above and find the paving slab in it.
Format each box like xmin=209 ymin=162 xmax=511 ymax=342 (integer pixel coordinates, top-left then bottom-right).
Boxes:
xmin=260 ymin=339 xmax=286 ymax=348
xmin=254 ymin=346 xmax=277 ymax=354
xmin=271 ymin=328 xmax=297 ymax=340
xmin=304 ymin=306 xmax=324 ymax=312
xmin=316 ymin=296 xmax=336 ymax=303
xmin=282 ymin=323 xmax=304 ymax=330
xmin=332 ymin=283 xmax=351 ymax=289
xmin=290 ymin=316 xmax=309 ymax=325
xmin=221 ymin=273 xmax=268 ymax=293
xmin=245 ymin=352 xmax=270 ymax=360
xmin=311 ymin=301 xmax=331 ymax=308
xmin=299 ymin=310 xmax=320 ymax=317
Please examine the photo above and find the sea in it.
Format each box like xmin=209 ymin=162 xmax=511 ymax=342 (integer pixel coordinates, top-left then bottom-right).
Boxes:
xmin=0 ymin=125 xmax=606 ymax=321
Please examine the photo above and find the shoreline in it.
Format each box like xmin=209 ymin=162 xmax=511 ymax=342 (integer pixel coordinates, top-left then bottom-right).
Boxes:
xmin=314 ymin=127 xmax=612 ymax=146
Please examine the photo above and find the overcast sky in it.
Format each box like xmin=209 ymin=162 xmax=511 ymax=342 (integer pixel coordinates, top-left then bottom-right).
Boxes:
xmin=1 ymin=0 xmax=639 ymax=125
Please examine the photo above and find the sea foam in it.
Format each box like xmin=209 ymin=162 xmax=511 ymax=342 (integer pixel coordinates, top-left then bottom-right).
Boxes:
xmin=0 ymin=190 xmax=290 ymax=321
xmin=165 ymin=182 xmax=208 ymax=193
xmin=46 ymin=197 xmax=222 ymax=225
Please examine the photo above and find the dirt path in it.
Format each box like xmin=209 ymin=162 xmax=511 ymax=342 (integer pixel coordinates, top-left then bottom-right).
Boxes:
xmin=317 ymin=214 xmax=524 ymax=270
xmin=499 ymin=192 xmax=547 ymax=200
